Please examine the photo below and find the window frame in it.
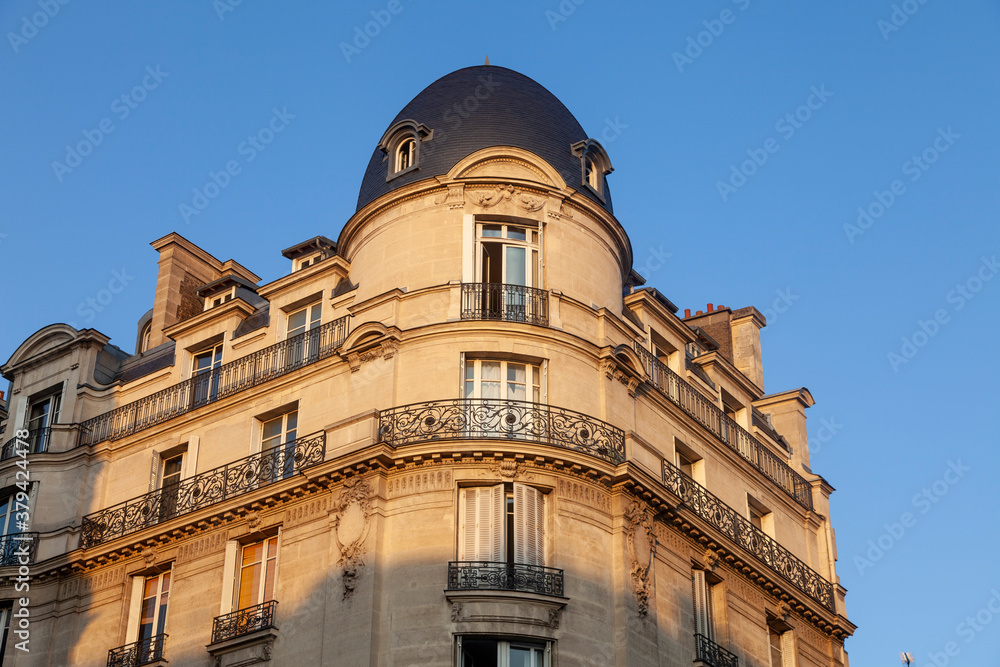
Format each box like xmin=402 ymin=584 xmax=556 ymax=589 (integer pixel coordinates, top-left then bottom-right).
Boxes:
xmin=456 ymin=636 xmax=551 ymax=667
xmin=474 ymin=221 xmax=541 ymax=289
xmin=235 ymin=535 xmax=280 ymax=611
xmin=457 ymin=482 xmax=546 ymax=568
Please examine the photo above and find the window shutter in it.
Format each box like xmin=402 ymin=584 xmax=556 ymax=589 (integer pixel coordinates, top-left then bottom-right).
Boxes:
xmin=149 ymin=451 xmax=161 ymax=492
xmin=124 ymin=576 xmax=145 ymax=644
xmin=514 ymin=484 xmax=544 ymax=566
xmin=693 ymin=570 xmax=713 ymax=639
xmin=780 ymin=631 xmax=796 ymax=667
xmin=459 ymin=486 xmax=502 ymax=561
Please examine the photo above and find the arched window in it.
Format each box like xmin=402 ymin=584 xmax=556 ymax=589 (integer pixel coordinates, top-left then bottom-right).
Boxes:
xmin=571 ymin=139 xmax=613 ymax=202
xmin=396 ymin=138 xmax=415 ymax=172
xmin=377 ymin=119 xmax=431 ymax=181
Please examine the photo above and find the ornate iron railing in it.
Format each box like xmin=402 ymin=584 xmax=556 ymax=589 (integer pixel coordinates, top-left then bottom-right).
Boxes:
xmin=78 ymin=316 xmax=350 ymax=446
xmin=378 ymin=398 xmax=625 ymax=465
xmin=0 ymin=533 xmax=39 ymax=566
xmin=1 ymin=427 xmax=51 ymax=460
xmin=662 ymin=461 xmax=834 ymax=612
xmin=695 ymin=633 xmax=739 ymax=667
xmin=211 ymin=600 xmax=278 ymax=644
xmin=461 ymin=283 xmax=549 ymax=326
xmin=448 ymin=561 xmax=564 ymax=597
xmin=81 ymin=432 xmax=326 ymax=549
xmin=634 ymin=344 xmax=812 ymax=510
xmin=107 ymin=634 xmax=166 ymax=667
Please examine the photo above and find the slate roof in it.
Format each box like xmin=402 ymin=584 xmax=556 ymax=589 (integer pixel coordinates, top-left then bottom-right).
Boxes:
xmin=356 ymin=65 xmax=612 ymax=213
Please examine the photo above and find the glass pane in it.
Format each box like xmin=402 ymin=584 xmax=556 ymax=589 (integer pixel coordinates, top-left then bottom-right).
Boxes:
xmin=505 ymin=247 xmax=526 ymax=286
xmin=481 ymin=362 xmax=501 ymax=381
xmin=242 ymin=542 xmax=262 ymax=566
xmin=481 ymin=382 xmax=501 ymax=400
xmin=309 ymin=304 xmax=322 ymax=327
xmin=264 ymin=558 xmax=276 ymax=602
xmin=465 ymin=365 xmax=474 ymax=381
xmin=288 ymin=309 xmax=306 ymax=337
xmin=481 ymin=224 xmax=502 ymax=237
xmin=509 ymin=647 xmax=532 ymax=667
xmin=507 ymin=227 xmax=526 ymax=241
xmin=285 ymin=411 xmax=298 ymax=433
xmin=238 ymin=563 xmax=261 ymax=609
xmin=507 ymin=364 xmax=526 ymax=384
xmin=465 ymin=381 xmax=475 ymax=398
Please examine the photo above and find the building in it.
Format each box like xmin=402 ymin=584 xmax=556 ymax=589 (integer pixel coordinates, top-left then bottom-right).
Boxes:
xmin=0 ymin=64 xmax=855 ymax=666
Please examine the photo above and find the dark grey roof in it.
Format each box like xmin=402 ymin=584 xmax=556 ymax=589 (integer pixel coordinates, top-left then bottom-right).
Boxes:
xmin=356 ymin=66 xmax=612 ymax=213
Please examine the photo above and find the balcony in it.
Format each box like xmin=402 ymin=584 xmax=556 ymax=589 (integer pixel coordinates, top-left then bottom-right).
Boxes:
xmin=107 ymin=634 xmax=166 ymax=667
xmin=0 ymin=533 xmax=39 ymax=566
xmin=1 ymin=427 xmax=51 ymax=460
xmin=448 ymin=561 xmax=564 ymax=597
xmin=378 ymin=398 xmax=625 ymax=465
xmin=635 ymin=344 xmax=813 ymax=511
xmin=78 ymin=316 xmax=350 ymax=446
xmin=81 ymin=432 xmax=326 ymax=549
xmin=695 ymin=633 xmax=739 ymax=667
xmin=662 ymin=460 xmax=834 ymax=612
xmin=211 ymin=600 xmax=278 ymax=644
xmin=461 ymin=283 xmax=549 ymax=326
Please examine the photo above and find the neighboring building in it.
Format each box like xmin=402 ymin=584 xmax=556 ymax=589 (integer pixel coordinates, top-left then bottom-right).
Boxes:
xmin=0 ymin=65 xmax=855 ymax=667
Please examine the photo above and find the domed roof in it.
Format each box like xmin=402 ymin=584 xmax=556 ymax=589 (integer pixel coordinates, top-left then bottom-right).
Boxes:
xmin=356 ymin=65 xmax=612 ymax=213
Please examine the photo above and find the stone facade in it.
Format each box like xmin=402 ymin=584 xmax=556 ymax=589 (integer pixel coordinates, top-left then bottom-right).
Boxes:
xmin=0 ymin=66 xmax=853 ymax=666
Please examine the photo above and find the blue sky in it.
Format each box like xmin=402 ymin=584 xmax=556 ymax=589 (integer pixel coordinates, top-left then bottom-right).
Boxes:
xmin=2 ymin=1 xmax=998 ymax=664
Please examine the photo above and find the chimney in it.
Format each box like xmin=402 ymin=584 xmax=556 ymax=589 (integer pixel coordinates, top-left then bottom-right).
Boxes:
xmin=684 ymin=309 xmax=691 ymax=318
xmin=730 ymin=306 xmax=767 ymax=391
xmin=707 ymin=303 xmax=714 ymax=312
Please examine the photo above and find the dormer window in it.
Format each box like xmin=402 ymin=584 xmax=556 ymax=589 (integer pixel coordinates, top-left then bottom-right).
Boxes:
xmin=296 ymin=254 xmax=323 ymax=271
xmin=205 ymin=287 xmax=235 ymax=311
xmin=281 ymin=236 xmax=336 ymax=274
xmin=571 ymin=139 xmax=613 ymax=202
xmin=378 ymin=119 xmax=431 ymax=182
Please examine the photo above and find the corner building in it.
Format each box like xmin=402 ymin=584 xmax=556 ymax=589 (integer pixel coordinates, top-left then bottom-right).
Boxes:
xmin=0 ymin=65 xmax=855 ymax=667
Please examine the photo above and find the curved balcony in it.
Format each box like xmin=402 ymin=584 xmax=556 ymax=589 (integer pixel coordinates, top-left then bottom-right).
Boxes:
xmin=378 ymin=398 xmax=625 ymax=465
xmin=1 ymin=427 xmax=51 ymax=460
xmin=448 ymin=561 xmax=564 ymax=597
xmin=662 ymin=460 xmax=834 ymax=612
xmin=78 ymin=316 xmax=350 ymax=446
xmin=0 ymin=532 xmax=39 ymax=566
xmin=461 ymin=283 xmax=549 ymax=326
xmin=81 ymin=432 xmax=326 ymax=549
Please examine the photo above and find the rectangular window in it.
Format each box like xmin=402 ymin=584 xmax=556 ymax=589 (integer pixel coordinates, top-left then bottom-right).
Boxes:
xmin=692 ymin=569 xmax=715 ymax=641
xmin=192 ymin=343 xmax=224 ymax=405
xmin=747 ymin=495 xmax=774 ymax=537
xmin=25 ymin=391 xmax=60 ymax=454
xmin=458 ymin=484 xmax=544 ymax=567
xmin=138 ymin=572 xmax=170 ymax=642
xmin=286 ymin=303 xmax=322 ymax=365
xmin=767 ymin=618 xmax=796 ymax=667
xmin=464 ymin=360 xmax=541 ymax=402
xmin=472 ymin=222 xmax=542 ymax=323
xmin=0 ymin=604 xmax=10 ymax=663
xmin=159 ymin=452 xmax=184 ymax=521
xmin=205 ymin=288 xmax=235 ymax=310
xmin=458 ymin=637 xmax=550 ymax=667
xmin=236 ymin=536 xmax=279 ymax=610
xmin=261 ymin=411 xmax=297 ymax=481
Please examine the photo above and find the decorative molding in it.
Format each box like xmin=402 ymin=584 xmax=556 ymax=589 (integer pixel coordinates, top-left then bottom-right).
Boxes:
xmin=701 ymin=548 xmax=720 ymax=572
xmin=624 ymin=501 xmax=656 ymax=616
xmin=330 ymin=477 xmax=375 ymax=600
xmin=599 ymin=359 xmax=616 ymax=379
xmin=58 ymin=565 xmax=126 ymax=599
xmin=434 ymin=184 xmax=465 ymax=209
xmin=557 ymin=479 xmax=611 ymax=512
xmin=469 ymin=184 xmax=545 ymax=212
xmin=548 ymin=607 xmax=561 ymax=629
xmin=387 ymin=469 xmax=452 ymax=497
xmin=613 ymin=369 xmax=640 ymax=397
xmin=142 ymin=547 xmax=157 ymax=567
xmin=245 ymin=510 xmax=263 ymax=532
xmin=348 ymin=340 xmax=398 ymax=373
xmin=284 ymin=496 xmax=330 ymax=528
xmin=177 ymin=532 xmax=227 ymax=564
xmin=490 ymin=459 xmax=519 ymax=480
xmin=451 ymin=603 xmax=464 ymax=622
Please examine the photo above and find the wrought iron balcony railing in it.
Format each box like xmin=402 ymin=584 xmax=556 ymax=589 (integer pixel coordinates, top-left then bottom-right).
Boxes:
xmin=107 ymin=634 xmax=166 ymax=667
xmin=81 ymin=432 xmax=326 ymax=549
xmin=448 ymin=561 xmax=564 ymax=597
xmin=662 ymin=461 xmax=834 ymax=612
xmin=211 ymin=600 xmax=278 ymax=644
xmin=378 ymin=398 xmax=625 ymax=465
xmin=0 ymin=533 xmax=39 ymax=566
xmin=1 ymin=427 xmax=51 ymax=460
xmin=695 ymin=633 xmax=739 ymax=667
xmin=635 ymin=344 xmax=813 ymax=511
xmin=78 ymin=316 xmax=350 ymax=446
xmin=461 ymin=283 xmax=549 ymax=326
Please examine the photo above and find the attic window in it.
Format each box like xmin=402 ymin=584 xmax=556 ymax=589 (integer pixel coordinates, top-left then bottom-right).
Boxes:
xmin=378 ymin=119 xmax=431 ymax=182
xmin=204 ymin=288 xmax=235 ymax=311
xmin=296 ymin=253 xmax=323 ymax=271
xmin=571 ymin=139 xmax=613 ymax=202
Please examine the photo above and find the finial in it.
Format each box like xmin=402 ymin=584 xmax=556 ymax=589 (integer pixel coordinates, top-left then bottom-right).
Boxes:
xmin=485 ymin=55 xmax=490 ymax=66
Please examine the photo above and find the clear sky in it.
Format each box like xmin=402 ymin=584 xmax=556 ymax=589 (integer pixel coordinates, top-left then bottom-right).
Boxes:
xmin=2 ymin=1 xmax=998 ymax=664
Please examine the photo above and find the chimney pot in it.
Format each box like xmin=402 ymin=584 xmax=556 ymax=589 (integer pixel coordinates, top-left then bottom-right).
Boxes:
xmin=696 ymin=310 xmax=703 ymax=316
xmin=684 ymin=309 xmax=691 ymax=318
xmin=707 ymin=303 xmax=714 ymax=312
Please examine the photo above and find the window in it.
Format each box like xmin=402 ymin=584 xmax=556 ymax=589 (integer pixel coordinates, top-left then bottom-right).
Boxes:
xmin=192 ymin=343 xmax=223 ymax=405
xmin=692 ymin=569 xmax=716 ymax=641
xmin=570 ymin=139 xmax=613 ymax=201
xmin=468 ymin=222 xmax=543 ymax=323
xmin=747 ymin=495 xmax=774 ymax=536
xmin=0 ymin=493 xmax=21 ymax=537
xmin=767 ymin=618 xmax=795 ymax=667
xmin=261 ymin=411 xmax=297 ymax=481
xmin=205 ymin=288 xmax=235 ymax=310
xmin=0 ymin=604 xmax=10 ymax=663
xmin=286 ymin=302 xmax=322 ymax=366
xmin=25 ymin=390 xmax=59 ymax=453
xmin=138 ymin=572 xmax=170 ymax=646
xmin=585 ymin=156 xmax=598 ymax=189
xmin=458 ymin=483 xmax=544 ymax=567
xmin=159 ymin=453 xmax=184 ymax=521
xmin=458 ymin=637 xmax=550 ymax=667
xmin=673 ymin=440 xmax=704 ymax=484
xmin=395 ymin=138 xmax=415 ymax=172
xmin=139 ymin=322 xmax=153 ymax=353
xmin=236 ymin=536 xmax=279 ymax=611
xmin=465 ymin=360 xmax=541 ymax=403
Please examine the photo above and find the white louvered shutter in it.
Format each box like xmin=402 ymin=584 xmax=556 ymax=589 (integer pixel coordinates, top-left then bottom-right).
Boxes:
xmin=458 ymin=486 xmax=503 ymax=561
xmin=149 ymin=451 xmax=161 ymax=492
xmin=514 ymin=484 xmax=544 ymax=566
xmin=780 ymin=631 xmax=796 ymax=667
xmin=692 ymin=570 xmax=714 ymax=639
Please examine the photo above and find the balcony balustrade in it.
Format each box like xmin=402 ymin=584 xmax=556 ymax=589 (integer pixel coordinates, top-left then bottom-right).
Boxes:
xmin=78 ymin=316 xmax=350 ymax=446
xmin=635 ymin=344 xmax=813 ymax=510
xmin=0 ymin=533 xmax=39 ymax=566
xmin=211 ymin=600 xmax=278 ymax=644
xmin=81 ymin=432 xmax=326 ymax=549
xmin=448 ymin=561 xmax=564 ymax=597
xmin=695 ymin=633 xmax=739 ymax=667
xmin=378 ymin=398 xmax=625 ymax=465
xmin=662 ymin=460 xmax=834 ymax=612
xmin=1 ymin=427 xmax=51 ymax=460
xmin=461 ymin=283 xmax=549 ymax=326
xmin=107 ymin=634 xmax=166 ymax=667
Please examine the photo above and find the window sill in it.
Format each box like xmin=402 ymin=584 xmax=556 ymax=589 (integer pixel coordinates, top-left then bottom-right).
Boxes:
xmin=445 ymin=589 xmax=568 ymax=637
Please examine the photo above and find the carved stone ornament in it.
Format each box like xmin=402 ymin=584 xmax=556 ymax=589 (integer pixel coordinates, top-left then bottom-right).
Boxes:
xmin=330 ymin=477 xmax=375 ymax=600
xmin=451 ymin=602 xmax=464 ymax=622
xmin=490 ymin=459 xmax=519 ymax=479
xmin=776 ymin=600 xmax=792 ymax=623
xmin=701 ymin=548 xmax=720 ymax=573
xmin=624 ymin=501 xmax=656 ymax=616
xmin=613 ymin=369 xmax=640 ymax=397
xmin=599 ymin=359 xmax=617 ymax=379
xmin=434 ymin=184 xmax=465 ymax=208
xmin=469 ymin=184 xmax=545 ymax=212
xmin=548 ymin=607 xmax=561 ymax=629
xmin=141 ymin=547 xmax=156 ymax=567
xmin=245 ymin=510 xmax=263 ymax=532
xmin=348 ymin=340 xmax=399 ymax=373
